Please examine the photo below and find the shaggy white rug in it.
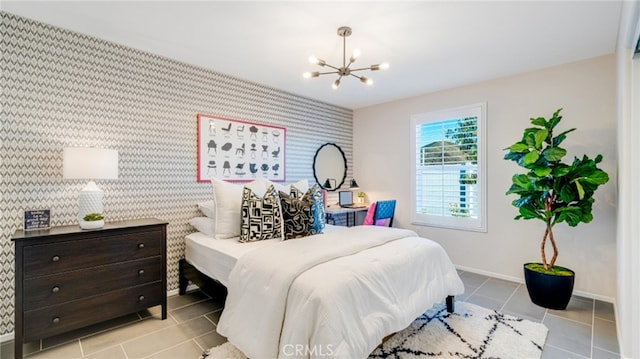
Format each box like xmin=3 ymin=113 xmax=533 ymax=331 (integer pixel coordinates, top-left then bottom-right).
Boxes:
xmin=201 ymin=301 xmax=548 ymax=359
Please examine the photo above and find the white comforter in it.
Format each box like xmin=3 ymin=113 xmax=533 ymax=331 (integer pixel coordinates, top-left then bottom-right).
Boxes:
xmin=216 ymin=226 xmax=464 ymax=359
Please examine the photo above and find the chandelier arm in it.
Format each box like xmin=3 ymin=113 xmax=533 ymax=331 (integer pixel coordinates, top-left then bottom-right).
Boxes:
xmin=349 ymin=73 xmax=363 ymax=80
xmin=345 ymin=60 xmax=356 ymax=71
xmin=317 ymin=70 xmax=339 ymax=75
xmin=349 ymin=67 xmax=374 ymax=72
xmin=321 ymin=63 xmax=341 ymax=71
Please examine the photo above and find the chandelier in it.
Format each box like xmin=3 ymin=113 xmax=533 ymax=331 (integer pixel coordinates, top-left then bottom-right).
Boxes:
xmin=303 ymin=26 xmax=389 ymax=90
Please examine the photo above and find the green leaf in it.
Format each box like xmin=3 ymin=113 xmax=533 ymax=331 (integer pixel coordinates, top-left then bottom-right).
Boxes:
xmin=506 ymin=184 xmax=530 ymax=195
xmin=532 ymin=179 xmax=551 ymax=191
xmin=509 ymin=142 xmax=530 ymax=153
xmin=523 ymin=151 xmax=540 ymax=165
xmin=534 ymin=129 xmax=548 ymax=148
xmin=547 ymin=108 xmax=563 ymax=130
xmin=512 ymin=196 xmax=532 ymax=207
xmin=524 ymin=133 xmax=536 ymax=147
xmin=543 ymin=147 xmax=567 ymax=162
xmin=503 ymin=151 xmax=524 ymax=162
xmin=553 ymin=165 xmax=571 ymax=177
xmin=531 ymin=117 xmax=547 ymax=127
xmin=519 ymin=205 xmax=543 ymax=220
xmin=564 ymin=209 xmax=582 ymax=226
xmin=574 ymin=180 xmax=585 ymax=200
xmin=594 ymin=154 xmax=603 ymax=164
xmin=583 ymin=170 xmax=609 ymax=185
xmin=512 ymin=174 xmax=531 ymax=189
xmin=560 ymin=185 xmax=576 ymax=203
xmin=552 ymin=128 xmax=576 ymax=147
xmin=533 ymin=167 xmax=552 ymax=177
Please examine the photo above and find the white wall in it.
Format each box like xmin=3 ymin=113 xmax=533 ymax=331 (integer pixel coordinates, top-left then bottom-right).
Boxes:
xmin=354 ymin=55 xmax=617 ymax=300
xmin=615 ymin=1 xmax=640 ymax=357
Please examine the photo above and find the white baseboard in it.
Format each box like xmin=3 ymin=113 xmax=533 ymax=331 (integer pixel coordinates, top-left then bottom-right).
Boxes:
xmin=456 ymin=265 xmax=616 ymax=304
xmin=0 ymin=331 xmax=14 ymax=344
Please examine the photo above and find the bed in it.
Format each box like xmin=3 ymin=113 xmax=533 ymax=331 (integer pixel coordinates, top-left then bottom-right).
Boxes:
xmin=179 ymin=224 xmax=464 ymax=359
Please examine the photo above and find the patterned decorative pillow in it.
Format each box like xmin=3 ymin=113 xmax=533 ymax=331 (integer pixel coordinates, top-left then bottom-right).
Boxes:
xmin=279 ymin=191 xmax=312 ymax=240
xmin=291 ymin=184 xmax=325 ymax=234
xmin=239 ymin=185 xmax=283 ymax=242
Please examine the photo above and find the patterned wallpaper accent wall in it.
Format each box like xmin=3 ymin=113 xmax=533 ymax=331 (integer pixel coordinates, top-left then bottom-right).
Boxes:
xmin=0 ymin=12 xmax=353 ymax=336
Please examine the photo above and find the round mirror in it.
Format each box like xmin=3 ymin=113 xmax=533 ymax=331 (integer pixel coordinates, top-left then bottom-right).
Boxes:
xmin=313 ymin=143 xmax=347 ymax=191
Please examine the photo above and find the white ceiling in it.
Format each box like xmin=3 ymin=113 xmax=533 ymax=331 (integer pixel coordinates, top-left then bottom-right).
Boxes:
xmin=2 ymin=1 xmax=623 ymax=110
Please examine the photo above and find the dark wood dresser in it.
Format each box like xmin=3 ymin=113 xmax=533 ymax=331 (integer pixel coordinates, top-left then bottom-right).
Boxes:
xmin=12 ymin=218 xmax=168 ymax=359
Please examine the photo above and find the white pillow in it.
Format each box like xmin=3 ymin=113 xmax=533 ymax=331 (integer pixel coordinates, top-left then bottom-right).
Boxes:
xmin=290 ymin=179 xmax=310 ymax=193
xmin=211 ymin=178 xmax=267 ymax=239
xmin=263 ymin=178 xmax=310 ymax=194
xmin=197 ymin=200 xmax=216 ymax=218
xmin=188 ymin=217 xmax=216 ymax=236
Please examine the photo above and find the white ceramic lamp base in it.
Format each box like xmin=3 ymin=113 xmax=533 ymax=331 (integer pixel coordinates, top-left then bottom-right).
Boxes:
xmin=78 ymin=181 xmax=104 ymax=229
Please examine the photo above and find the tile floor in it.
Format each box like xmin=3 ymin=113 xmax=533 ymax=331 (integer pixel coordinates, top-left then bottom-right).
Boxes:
xmin=0 ymin=270 xmax=619 ymax=359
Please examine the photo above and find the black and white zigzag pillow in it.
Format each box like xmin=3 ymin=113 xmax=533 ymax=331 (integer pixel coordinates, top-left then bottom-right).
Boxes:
xmin=239 ymin=185 xmax=283 ymax=242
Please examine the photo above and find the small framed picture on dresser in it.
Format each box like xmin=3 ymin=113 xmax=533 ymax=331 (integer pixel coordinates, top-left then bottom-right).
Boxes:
xmin=24 ymin=209 xmax=51 ymax=231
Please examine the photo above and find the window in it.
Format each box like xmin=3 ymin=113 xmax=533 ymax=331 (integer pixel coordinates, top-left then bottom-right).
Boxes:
xmin=410 ymin=103 xmax=487 ymax=232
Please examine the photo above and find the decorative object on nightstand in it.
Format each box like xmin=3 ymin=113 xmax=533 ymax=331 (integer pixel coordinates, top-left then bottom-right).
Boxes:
xmin=23 ymin=209 xmax=51 ymax=231
xmin=63 ymin=147 xmax=118 ymax=229
xmin=356 ymin=191 xmax=366 ymax=204
xmin=12 ymin=218 xmax=168 ymax=359
xmin=80 ymin=212 xmax=104 ymax=229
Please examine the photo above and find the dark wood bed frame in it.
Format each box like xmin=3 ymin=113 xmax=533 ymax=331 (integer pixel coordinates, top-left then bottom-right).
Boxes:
xmin=178 ymin=258 xmax=455 ymax=313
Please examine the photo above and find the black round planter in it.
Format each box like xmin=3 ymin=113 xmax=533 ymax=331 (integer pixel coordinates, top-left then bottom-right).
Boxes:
xmin=523 ymin=263 xmax=575 ymax=310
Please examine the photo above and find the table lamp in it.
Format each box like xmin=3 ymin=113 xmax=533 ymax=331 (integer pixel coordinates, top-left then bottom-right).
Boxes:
xmin=63 ymin=147 xmax=118 ymax=229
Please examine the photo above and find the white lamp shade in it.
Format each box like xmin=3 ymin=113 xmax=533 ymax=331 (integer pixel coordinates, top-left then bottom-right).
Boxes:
xmin=63 ymin=147 xmax=119 ymax=179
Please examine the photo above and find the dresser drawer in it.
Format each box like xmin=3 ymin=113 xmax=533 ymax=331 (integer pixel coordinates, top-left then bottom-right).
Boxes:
xmin=23 ymin=256 xmax=163 ymax=311
xmin=23 ymin=229 xmax=163 ymax=278
xmin=23 ymin=281 xmax=163 ymax=341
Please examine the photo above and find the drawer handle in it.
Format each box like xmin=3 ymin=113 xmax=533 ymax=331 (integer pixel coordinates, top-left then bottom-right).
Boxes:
xmin=52 ymin=286 xmax=60 ymax=293
xmin=52 ymin=255 xmax=60 ymax=262
xmin=138 ymin=269 xmax=145 ymax=275
xmin=138 ymin=295 xmax=145 ymax=301
xmin=52 ymin=317 xmax=60 ymax=324
xmin=138 ymin=243 xmax=145 ymax=249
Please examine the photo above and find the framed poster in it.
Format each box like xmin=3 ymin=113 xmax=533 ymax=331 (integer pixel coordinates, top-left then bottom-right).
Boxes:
xmin=197 ymin=114 xmax=286 ymax=182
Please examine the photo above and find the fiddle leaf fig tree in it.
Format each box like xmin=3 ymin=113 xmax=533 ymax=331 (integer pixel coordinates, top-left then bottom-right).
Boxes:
xmin=503 ymin=109 xmax=609 ymax=272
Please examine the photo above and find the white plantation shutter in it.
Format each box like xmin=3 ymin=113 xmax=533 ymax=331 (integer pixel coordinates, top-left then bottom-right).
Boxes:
xmin=410 ymin=103 xmax=487 ymax=232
